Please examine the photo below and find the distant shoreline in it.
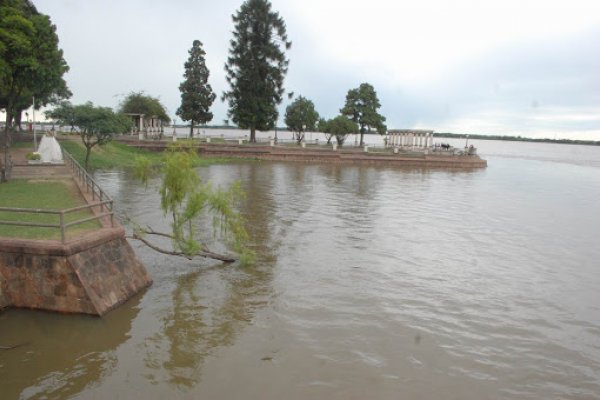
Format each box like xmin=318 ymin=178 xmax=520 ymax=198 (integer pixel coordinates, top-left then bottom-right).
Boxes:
xmin=433 ymin=132 xmax=600 ymax=147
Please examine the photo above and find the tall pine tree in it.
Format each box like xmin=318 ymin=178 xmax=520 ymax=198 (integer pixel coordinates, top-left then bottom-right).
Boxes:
xmin=223 ymin=0 xmax=291 ymax=142
xmin=176 ymin=40 xmax=216 ymax=138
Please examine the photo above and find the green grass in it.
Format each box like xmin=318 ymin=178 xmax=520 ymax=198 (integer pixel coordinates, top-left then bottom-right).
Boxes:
xmin=0 ymin=180 xmax=100 ymax=240
xmin=61 ymin=140 xmax=164 ymax=169
xmin=60 ymin=140 xmax=237 ymax=170
xmin=11 ymin=141 xmax=37 ymax=149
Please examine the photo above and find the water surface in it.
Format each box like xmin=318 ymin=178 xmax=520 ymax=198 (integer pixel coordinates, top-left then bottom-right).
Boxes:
xmin=1 ymin=140 xmax=600 ymax=399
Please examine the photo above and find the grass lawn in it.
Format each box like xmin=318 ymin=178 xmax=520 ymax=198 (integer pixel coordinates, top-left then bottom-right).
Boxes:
xmin=60 ymin=140 xmax=164 ymax=169
xmin=0 ymin=180 xmax=100 ymax=241
xmin=60 ymin=140 xmax=237 ymax=170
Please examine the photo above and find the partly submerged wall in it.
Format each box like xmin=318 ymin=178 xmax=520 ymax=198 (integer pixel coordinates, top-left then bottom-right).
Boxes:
xmin=0 ymin=227 xmax=152 ymax=316
xmin=121 ymin=139 xmax=488 ymax=168
xmin=0 ymin=273 xmax=6 ymax=310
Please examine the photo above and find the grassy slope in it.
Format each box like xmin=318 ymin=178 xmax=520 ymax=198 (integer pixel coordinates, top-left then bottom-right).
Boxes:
xmin=60 ymin=140 xmax=164 ymax=169
xmin=0 ymin=180 xmax=99 ymax=240
xmin=60 ymin=139 xmax=238 ymax=170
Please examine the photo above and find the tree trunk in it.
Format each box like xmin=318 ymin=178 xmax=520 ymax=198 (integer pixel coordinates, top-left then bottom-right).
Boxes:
xmin=189 ymin=120 xmax=194 ymax=139
xmin=359 ymin=131 xmax=365 ymax=147
xmin=14 ymin=111 xmax=22 ymax=132
xmin=250 ymin=127 xmax=256 ymax=143
xmin=84 ymin=145 xmax=92 ymax=170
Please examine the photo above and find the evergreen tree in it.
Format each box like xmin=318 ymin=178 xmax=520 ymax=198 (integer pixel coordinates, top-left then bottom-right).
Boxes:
xmin=223 ymin=0 xmax=291 ymax=142
xmin=340 ymin=83 xmax=387 ymax=146
xmin=176 ymin=40 xmax=216 ymax=138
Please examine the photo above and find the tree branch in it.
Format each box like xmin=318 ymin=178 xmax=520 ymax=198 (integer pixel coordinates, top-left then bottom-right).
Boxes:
xmin=130 ymin=233 xmax=236 ymax=263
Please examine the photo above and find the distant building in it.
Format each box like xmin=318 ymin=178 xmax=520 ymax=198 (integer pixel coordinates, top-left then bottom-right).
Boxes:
xmin=124 ymin=113 xmax=164 ymax=138
xmin=387 ymin=129 xmax=434 ymax=148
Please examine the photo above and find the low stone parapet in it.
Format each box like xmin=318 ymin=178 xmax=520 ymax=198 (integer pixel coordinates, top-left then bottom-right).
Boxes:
xmin=119 ymin=139 xmax=487 ymax=168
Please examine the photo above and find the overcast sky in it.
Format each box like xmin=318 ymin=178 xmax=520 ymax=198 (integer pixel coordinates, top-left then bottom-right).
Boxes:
xmin=33 ymin=0 xmax=600 ymax=140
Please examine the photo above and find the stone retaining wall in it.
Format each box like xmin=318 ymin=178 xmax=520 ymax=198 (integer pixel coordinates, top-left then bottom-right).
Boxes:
xmin=0 ymin=274 xmax=7 ymax=310
xmin=0 ymin=227 xmax=152 ymax=315
xmin=121 ymin=139 xmax=487 ymax=168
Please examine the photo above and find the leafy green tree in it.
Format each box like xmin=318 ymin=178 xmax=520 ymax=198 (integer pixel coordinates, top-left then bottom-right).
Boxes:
xmin=328 ymin=115 xmax=359 ymax=146
xmin=1 ymin=0 xmax=70 ymax=181
xmin=0 ymin=0 xmax=70 ymax=127
xmin=176 ymin=40 xmax=216 ymax=138
xmin=284 ymin=96 xmax=319 ymax=144
xmin=133 ymin=146 xmax=253 ymax=264
xmin=47 ymin=102 xmax=132 ymax=170
xmin=119 ymin=91 xmax=170 ymax=124
xmin=340 ymin=83 xmax=387 ymax=146
xmin=317 ymin=117 xmax=333 ymax=144
xmin=223 ymin=0 xmax=291 ymax=143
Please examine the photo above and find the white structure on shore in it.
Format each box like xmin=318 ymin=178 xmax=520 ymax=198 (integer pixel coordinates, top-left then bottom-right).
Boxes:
xmin=387 ymin=129 xmax=434 ymax=148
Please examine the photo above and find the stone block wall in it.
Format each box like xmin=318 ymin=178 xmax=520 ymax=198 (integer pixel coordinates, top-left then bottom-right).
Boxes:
xmin=0 ymin=273 xmax=7 ymax=310
xmin=0 ymin=228 xmax=152 ymax=316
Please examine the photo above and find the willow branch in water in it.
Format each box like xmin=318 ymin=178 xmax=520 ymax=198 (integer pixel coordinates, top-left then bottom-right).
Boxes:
xmin=130 ymin=232 xmax=236 ymax=263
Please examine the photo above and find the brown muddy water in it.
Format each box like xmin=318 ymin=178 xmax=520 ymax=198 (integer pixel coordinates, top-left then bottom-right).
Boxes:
xmin=1 ymin=140 xmax=600 ymax=399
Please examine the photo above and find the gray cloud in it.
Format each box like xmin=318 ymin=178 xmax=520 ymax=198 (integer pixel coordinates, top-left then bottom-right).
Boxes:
xmin=33 ymin=0 xmax=600 ymax=140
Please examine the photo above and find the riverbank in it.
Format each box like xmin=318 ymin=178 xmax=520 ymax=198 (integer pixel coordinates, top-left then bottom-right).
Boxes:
xmin=118 ymin=137 xmax=488 ymax=168
xmin=1 ymin=138 xmax=153 ymax=316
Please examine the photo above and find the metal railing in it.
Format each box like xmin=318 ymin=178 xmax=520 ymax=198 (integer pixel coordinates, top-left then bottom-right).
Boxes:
xmin=0 ymin=148 xmax=114 ymax=243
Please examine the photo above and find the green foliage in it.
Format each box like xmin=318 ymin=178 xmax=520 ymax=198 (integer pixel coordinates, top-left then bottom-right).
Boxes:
xmin=284 ymin=96 xmax=319 ymax=144
xmin=317 ymin=117 xmax=334 ymax=144
xmin=119 ymin=91 xmax=170 ymax=123
xmin=177 ymin=40 xmax=216 ymax=138
xmin=47 ymin=101 xmax=132 ymax=169
xmin=134 ymin=147 xmax=253 ymax=264
xmin=223 ymin=0 xmax=291 ymax=142
xmin=0 ymin=0 xmax=70 ymax=128
xmin=340 ymin=83 xmax=387 ymax=146
xmin=327 ymin=115 xmax=359 ymax=146
xmin=25 ymin=151 xmax=39 ymax=160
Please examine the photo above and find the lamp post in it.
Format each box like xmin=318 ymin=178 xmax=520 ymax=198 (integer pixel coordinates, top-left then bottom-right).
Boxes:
xmin=32 ymin=96 xmax=37 ymax=150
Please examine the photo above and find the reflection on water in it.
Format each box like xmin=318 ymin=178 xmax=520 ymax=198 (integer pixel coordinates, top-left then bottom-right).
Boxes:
xmin=2 ymin=141 xmax=600 ymax=399
xmin=0 ymin=293 xmax=142 ymax=399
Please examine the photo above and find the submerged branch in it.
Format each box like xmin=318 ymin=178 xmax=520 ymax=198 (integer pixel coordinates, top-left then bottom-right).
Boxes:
xmin=130 ymin=233 xmax=236 ymax=263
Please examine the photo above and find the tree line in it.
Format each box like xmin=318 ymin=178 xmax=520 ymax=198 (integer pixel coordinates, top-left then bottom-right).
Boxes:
xmin=2 ymin=0 xmax=388 ymax=172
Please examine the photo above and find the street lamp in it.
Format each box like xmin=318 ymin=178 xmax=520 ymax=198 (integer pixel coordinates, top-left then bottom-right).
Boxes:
xmin=32 ymin=96 xmax=37 ymax=150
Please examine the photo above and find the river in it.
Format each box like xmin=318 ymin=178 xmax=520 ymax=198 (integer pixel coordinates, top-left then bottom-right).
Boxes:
xmin=1 ymin=139 xmax=600 ymax=399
